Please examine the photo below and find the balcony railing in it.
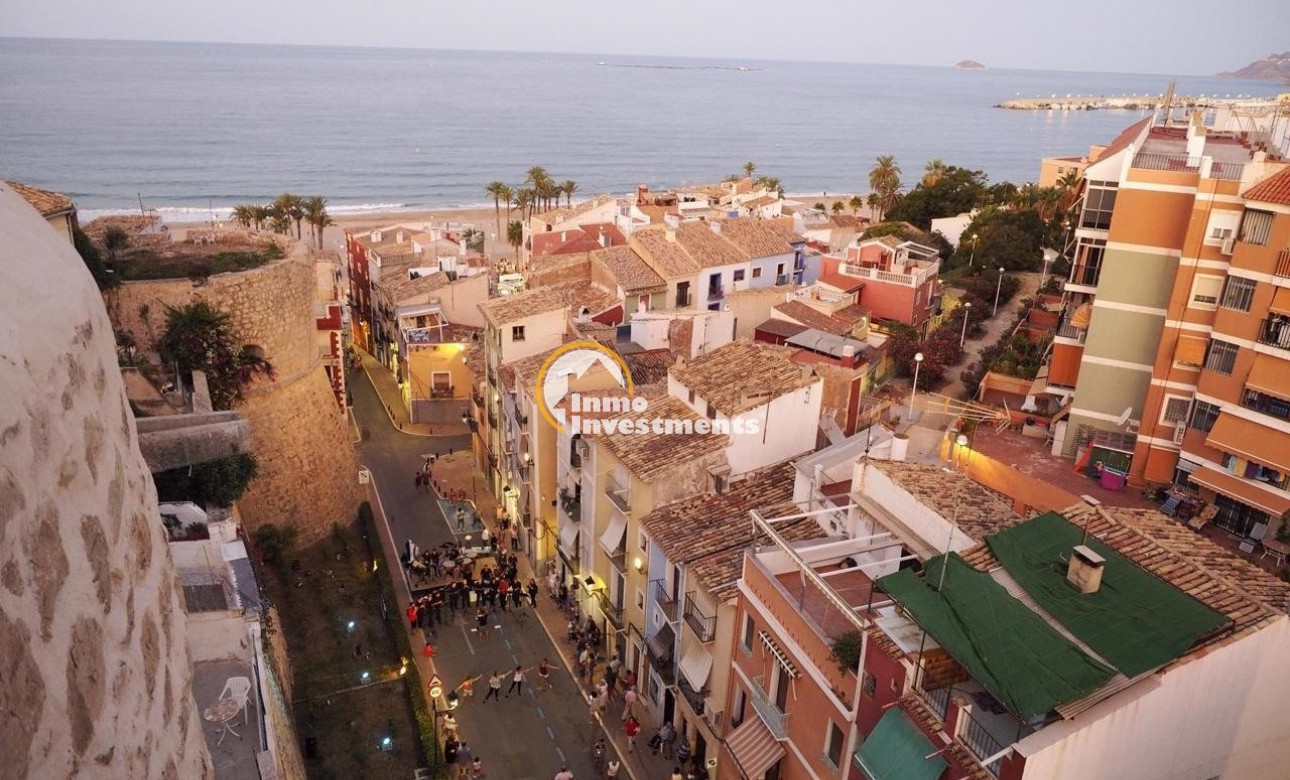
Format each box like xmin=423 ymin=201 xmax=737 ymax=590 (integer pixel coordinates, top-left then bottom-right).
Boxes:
xmin=960 ymin=710 xmax=1006 ymax=777
xmin=1130 ymin=152 xmax=1244 ymax=181
xmin=748 ymin=676 xmax=787 ymax=740
xmin=1055 ymin=317 xmax=1086 ymax=342
xmin=1257 ymin=317 xmax=1290 ymax=352
xmin=1242 ymin=390 xmax=1290 ymax=423
xmin=678 ymin=675 xmax=707 ymax=715
xmin=1067 ymin=263 xmax=1101 ymax=288
xmin=1275 ymin=250 xmax=1290 ymax=279
xmin=598 ymin=593 xmax=626 ymax=633
xmin=915 ymin=682 xmax=950 ymax=723
xmin=606 ymin=477 xmax=631 ymax=513
xmin=646 ymin=640 xmax=675 ymax=685
xmin=707 ymin=286 xmax=725 ymax=300
xmin=654 ymin=580 xmax=678 ymax=622
xmin=428 ymin=386 xmax=455 ymax=399
xmin=683 ymin=593 xmax=716 ymax=642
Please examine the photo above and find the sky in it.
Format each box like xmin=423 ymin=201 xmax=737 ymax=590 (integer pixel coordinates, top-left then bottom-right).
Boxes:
xmin=2 ymin=0 xmax=1286 ymax=75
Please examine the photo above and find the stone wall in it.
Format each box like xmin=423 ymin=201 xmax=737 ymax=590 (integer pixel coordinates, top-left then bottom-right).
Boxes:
xmin=106 ymin=254 xmax=361 ymax=542
xmin=0 ymin=186 xmax=212 ymax=779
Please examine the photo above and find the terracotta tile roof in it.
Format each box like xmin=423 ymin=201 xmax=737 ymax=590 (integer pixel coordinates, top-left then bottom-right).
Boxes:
xmin=631 ymin=226 xmax=700 ymax=278
xmin=349 ymin=224 xmax=430 ymax=250
xmin=675 ymin=222 xmax=748 ymax=269
xmin=818 ymin=270 xmax=865 ymax=293
xmin=593 ymin=246 xmax=667 ymax=293
xmin=1096 ymin=117 xmax=1151 ymax=162
xmin=4 ymin=181 xmax=74 ymax=217
xmin=537 ymin=194 xmax=617 ymax=226
xmin=959 ymin=503 xmax=1290 ymax=668
xmin=772 ymin=301 xmax=853 ymax=336
xmin=833 ymin=304 xmax=871 ymax=324
xmin=478 ymin=281 xmax=616 ymax=326
xmin=670 ymin=340 xmax=818 ymax=416
xmin=754 ymin=319 xmax=810 ymax=339
xmin=622 ymin=348 xmax=676 ymax=386
xmin=529 ymin=252 xmax=593 ymax=284
xmin=464 ymin=342 xmax=486 ymax=381
xmin=1242 ymin=165 xmax=1290 ymax=206
xmin=376 ymin=268 xmax=450 ymax=303
xmin=590 ymin=395 xmax=728 ymax=481
xmin=532 ymin=223 xmax=626 ymax=256
xmin=869 ymin=461 xmax=1019 ymax=543
xmin=689 ymin=510 xmax=830 ymax=599
xmin=504 ymin=346 xmax=561 ymax=391
xmin=715 ymin=218 xmax=802 ymax=259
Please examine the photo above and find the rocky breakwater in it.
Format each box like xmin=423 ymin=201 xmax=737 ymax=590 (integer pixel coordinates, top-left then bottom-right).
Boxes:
xmin=0 ymin=184 xmax=212 ymax=779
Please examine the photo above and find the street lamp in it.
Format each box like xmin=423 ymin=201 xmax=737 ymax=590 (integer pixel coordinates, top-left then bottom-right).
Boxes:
xmin=909 ymin=352 xmax=924 ymax=423
xmin=430 ymin=691 xmax=461 ymax=770
xmin=959 ymin=302 xmax=972 ymax=348
xmin=968 ymin=233 xmax=978 ymax=268
xmin=992 ymin=267 xmax=1006 ymax=316
xmin=955 ymin=433 xmax=969 ymax=470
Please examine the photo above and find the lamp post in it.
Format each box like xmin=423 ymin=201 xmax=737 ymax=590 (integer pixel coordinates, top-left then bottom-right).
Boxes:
xmin=959 ymin=302 xmax=972 ymax=348
xmin=968 ymin=233 xmax=978 ymax=268
xmin=909 ymin=352 xmax=924 ymax=423
xmin=955 ymin=433 xmax=969 ymax=471
xmin=429 ymin=691 xmax=460 ymax=771
xmin=992 ymin=267 xmax=1005 ymax=316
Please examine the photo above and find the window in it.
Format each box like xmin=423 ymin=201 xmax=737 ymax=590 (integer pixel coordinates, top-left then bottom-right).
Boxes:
xmin=1189 ymin=275 xmax=1224 ymax=309
xmin=777 ymin=263 xmax=786 ymax=276
xmin=635 ymin=588 xmax=645 ymax=610
xmin=1220 ymin=277 xmax=1256 ymax=312
xmin=1080 ymin=181 xmax=1118 ymax=230
xmin=1204 ymin=340 xmax=1239 ymax=375
xmin=740 ymin=613 xmax=755 ymax=654
xmin=1239 ymin=209 xmax=1275 ymax=246
xmin=511 ymin=325 xmax=526 ymax=342
xmin=733 ymin=269 xmax=746 ymax=282
xmin=732 ymin=688 xmax=747 ymax=728
xmin=705 ymin=403 xmax=717 ymax=420
xmin=676 ymin=281 xmax=691 ymax=307
xmin=752 ymin=267 xmax=763 ymax=279
xmin=1161 ymin=396 xmax=1192 ymax=424
xmin=688 ymin=389 xmax=696 ymax=404
xmin=825 ymin=723 xmax=845 ymax=768
xmin=638 ymin=530 xmax=650 ymax=558
xmin=1190 ymin=400 xmax=1221 ymax=433
xmin=1204 ymin=211 xmax=1240 ymax=245
xmin=861 ymin=672 xmax=877 ymax=697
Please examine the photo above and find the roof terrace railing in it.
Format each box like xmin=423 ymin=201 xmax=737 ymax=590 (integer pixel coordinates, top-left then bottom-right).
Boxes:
xmin=1131 ymin=152 xmax=1244 ymax=181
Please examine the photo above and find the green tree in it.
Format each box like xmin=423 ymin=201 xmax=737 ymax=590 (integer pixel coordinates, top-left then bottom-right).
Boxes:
xmin=231 ymin=205 xmax=254 ymax=230
xmin=560 ymin=180 xmax=578 ymax=207
xmin=73 ymin=226 xmax=116 ymax=289
xmin=462 ymin=228 xmax=485 ymax=254
xmin=271 ymin=193 xmax=305 ymax=239
xmin=486 ymin=181 xmax=508 ymax=239
xmin=922 ymin=158 xmax=948 ymax=187
xmin=303 ymin=195 xmax=333 ymax=248
xmin=848 ymin=195 xmax=864 ymax=214
xmin=103 ymin=225 xmax=130 ymax=263
xmin=525 ymin=167 xmax=552 ymax=210
xmin=153 ymin=452 xmax=259 ymax=508
xmin=831 ymin=201 xmax=845 ymax=215
xmin=743 ymin=161 xmax=757 ymax=179
xmin=956 ymin=208 xmax=1046 ymax=271
xmin=867 ymin=155 xmax=903 ymax=222
xmin=159 ymin=301 xmax=274 ymax=410
xmin=506 ymin=220 xmax=524 ymax=262
xmin=250 ymin=521 xmax=299 ymax=565
xmin=886 ymin=166 xmax=989 ymax=229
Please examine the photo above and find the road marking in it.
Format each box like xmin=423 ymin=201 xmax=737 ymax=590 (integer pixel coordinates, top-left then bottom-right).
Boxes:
xmin=555 ymin=746 xmax=564 ymax=763
xmin=460 ymin=623 xmax=475 ymax=655
xmin=536 ymin=706 xmax=545 ymax=719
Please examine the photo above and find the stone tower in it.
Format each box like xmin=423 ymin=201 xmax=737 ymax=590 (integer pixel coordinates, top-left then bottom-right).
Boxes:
xmin=0 ymin=186 xmax=212 ymax=778
xmin=107 ymin=246 xmax=361 ymax=543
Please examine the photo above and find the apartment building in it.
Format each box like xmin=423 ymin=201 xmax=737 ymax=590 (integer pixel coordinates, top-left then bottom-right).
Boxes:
xmin=727 ymin=488 xmax=1290 ymax=780
xmin=345 ymin=224 xmax=462 ymax=354
xmin=818 ymin=236 xmax=941 ymax=331
xmin=313 ymin=256 xmax=347 ymax=412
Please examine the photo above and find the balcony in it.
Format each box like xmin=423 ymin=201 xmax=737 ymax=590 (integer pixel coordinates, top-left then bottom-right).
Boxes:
xmin=678 ymin=674 xmax=707 ymax=715
xmin=559 ymin=489 xmax=581 ymax=522
xmin=1055 ymin=317 xmax=1087 ymax=343
xmin=606 ymin=476 xmax=631 ymax=513
xmin=1275 ymin=250 xmax=1290 ymax=279
xmin=1257 ymin=317 xmax=1290 ymax=352
xmin=1066 ymin=263 xmax=1101 ymax=288
xmin=654 ymin=580 xmax=679 ymax=622
xmin=960 ymin=709 xmax=1007 ymax=776
xmin=599 ymin=594 xmax=627 ymax=633
xmin=748 ymin=676 xmax=787 ymax=740
xmin=1130 ymin=152 xmax=1244 ymax=181
xmin=707 ymin=286 xmax=725 ymax=300
xmin=646 ymin=626 xmax=676 ymax=685
xmin=840 ymin=260 xmax=939 ymax=288
xmin=683 ymin=593 xmax=716 ymax=642
xmin=1242 ymin=390 xmax=1290 ymax=423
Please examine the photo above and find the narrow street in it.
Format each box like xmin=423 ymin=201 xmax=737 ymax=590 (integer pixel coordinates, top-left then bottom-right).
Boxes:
xmin=351 ymin=363 xmax=659 ymax=780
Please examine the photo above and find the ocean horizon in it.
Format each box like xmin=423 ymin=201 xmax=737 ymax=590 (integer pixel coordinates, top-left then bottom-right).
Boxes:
xmin=1 ymin=37 xmax=1281 ymax=222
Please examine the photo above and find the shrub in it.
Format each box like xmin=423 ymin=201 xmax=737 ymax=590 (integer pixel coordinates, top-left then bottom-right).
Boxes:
xmin=830 ymin=631 xmax=864 ymax=674
xmin=153 ymin=452 xmax=259 ymax=507
xmin=251 ymin=523 xmax=299 ymax=566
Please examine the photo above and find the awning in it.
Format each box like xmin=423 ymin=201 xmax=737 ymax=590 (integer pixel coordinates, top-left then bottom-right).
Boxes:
xmin=726 ymin=715 xmax=786 ymax=779
xmin=647 ymin=623 xmax=675 ymax=661
xmin=1246 ymin=353 xmax=1290 ymax=401
xmin=679 ymin=645 xmax=714 ymax=691
xmin=1173 ymin=334 xmax=1208 ymax=366
xmin=853 ymin=708 xmax=948 ymax=780
xmin=599 ymin=513 xmax=628 ymax=555
xmin=1272 ymin=286 xmax=1290 ymax=315
xmin=758 ymin=631 xmax=798 ymax=678
xmin=1190 ymin=466 xmax=1290 ymax=517
xmin=1207 ymin=414 xmax=1290 ymax=473
xmin=558 ymin=522 xmax=580 ymax=552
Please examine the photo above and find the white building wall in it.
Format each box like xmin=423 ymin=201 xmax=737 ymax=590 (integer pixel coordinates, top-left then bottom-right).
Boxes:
xmin=499 ymin=308 xmax=566 ymax=364
xmin=1017 ymin=618 xmax=1290 ymax=780
xmin=724 ymin=380 xmax=822 ymax=475
xmin=858 ymin=465 xmax=980 ymax=553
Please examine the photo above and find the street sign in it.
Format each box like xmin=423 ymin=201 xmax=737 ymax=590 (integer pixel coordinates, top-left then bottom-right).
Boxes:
xmin=428 ymin=674 xmax=443 ymax=699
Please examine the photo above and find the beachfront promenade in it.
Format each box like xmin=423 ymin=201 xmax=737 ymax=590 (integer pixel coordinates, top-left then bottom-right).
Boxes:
xmin=998 ymin=93 xmax=1283 ymax=110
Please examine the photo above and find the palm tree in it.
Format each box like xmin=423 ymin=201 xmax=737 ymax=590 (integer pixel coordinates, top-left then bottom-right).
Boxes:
xmin=272 ymin=193 xmax=305 ymax=239
xmin=561 ymin=180 xmax=578 ymax=207
xmin=922 ymin=158 xmax=948 ymax=188
xmin=848 ymin=195 xmax=864 ymax=214
xmin=525 ymin=167 xmax=551 ymax=209
xmin=249 ymin=205 xmax=271 ymax=232
xmin=498 ymin=184 xmax=514 ymax=233
xmin=514 ymin=188 xmax=534 ymax=223
xmin=832 ymin=201 xmax=845 ymax=215
xmin=486 ymin=181 xmax=508 ymax=239
xmin=231 ymin=205 xmax=254 ymax=230
xmin=303 ymin=196 xmax=333 ymax=248
xmin=743 ymin=161 xmax=757 ymax=179
xmin=506 ymin=220 xmax=524 ymax=262
xmin=868 ymin=155 xmax=902 ymax=222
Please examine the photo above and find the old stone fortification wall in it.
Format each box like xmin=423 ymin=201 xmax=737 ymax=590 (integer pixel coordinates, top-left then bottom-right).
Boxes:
xmin=106 ymin=255 xmax=360 ymax=541
xmin=0 ymin=186 xmax=212 ymax=779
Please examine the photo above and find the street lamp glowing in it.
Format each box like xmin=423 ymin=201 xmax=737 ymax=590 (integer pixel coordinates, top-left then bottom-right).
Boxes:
xmin=633 ymin=556 xmax=644 ymax=572
xmin=959 ymin=302 xmax=972 ymax=348
xmin=361 ymin=670 xmax=371 ymax=683
xmin=346 ymin=619 xmax=357 ymax=633
xmin=956 ymin=434 xmax=969 ymax=447
xmin=968 ymin=233 xmax=978 ymax=268
xmin=993 ymin=267 xmax=1006 ymax=316
xmin=909 ymin=352 xmax=924 ymax=423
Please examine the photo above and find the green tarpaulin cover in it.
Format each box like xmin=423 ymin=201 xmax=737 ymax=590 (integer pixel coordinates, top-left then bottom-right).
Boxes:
xmin=877 ymin=554 xmax=1115 ymax=720
xmin=986 ymin=512 xmax=1229 ymax=678
xmin=854 ymin=708 xmax=948 ymax=780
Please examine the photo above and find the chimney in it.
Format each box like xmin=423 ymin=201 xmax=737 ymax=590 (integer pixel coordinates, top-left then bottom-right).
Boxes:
xmin=637 ymin=185 xmax=649 ymax=205
xmin=598 ymin=229 xmax=608 ymax=248
xmin=665 ymin=228 xmax=676 ymax=243
xmin=1066 ymin=545 xmax=1105 ymax=594
xmin=561 ymin=231 xmax=568 ymax=243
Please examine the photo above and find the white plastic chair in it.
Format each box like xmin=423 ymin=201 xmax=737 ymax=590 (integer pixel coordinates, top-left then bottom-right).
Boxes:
xmin=218 ymin=676 xmax=253 ymax=725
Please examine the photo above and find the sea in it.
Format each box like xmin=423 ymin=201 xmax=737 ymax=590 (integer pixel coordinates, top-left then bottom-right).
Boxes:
xmin=0 ymin=37 xmax=1282 ymax=223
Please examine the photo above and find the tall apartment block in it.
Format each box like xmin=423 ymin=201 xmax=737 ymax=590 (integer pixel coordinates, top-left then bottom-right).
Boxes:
xmin=1048 ymin=107 xmax=1290 ymax=535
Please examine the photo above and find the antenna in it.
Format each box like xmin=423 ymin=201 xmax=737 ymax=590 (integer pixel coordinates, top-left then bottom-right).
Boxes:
xmin=1161 ymin=80 xmax=1177 ymax=126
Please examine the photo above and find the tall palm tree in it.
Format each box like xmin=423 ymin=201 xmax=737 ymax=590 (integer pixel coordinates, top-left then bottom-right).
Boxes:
xmin=868 ymin=156 xmax=902 ymax=222
xmin=486 ymin=181 xmax=508 ymax=239
xmin=272 ymin=193 xmax=306 ymax=239
xmin=525 ymin=167 xmax=551 ymax=209
xmin=848 ymin=195 xmax=864 ymax=214
xmin=515 ymin=188 xmax=534 ymax=223
xmin=832 ymin=201 xmax=845 ymax=215
xmin=506 ymin=220 xmax=524 ymax=262
xmin=231 ymin=205 xmax=254 ymax=230
xmin=922 ymin=158 xmax=948 ymax=188
xmin=303 ymin=196 xmax=333 ymax=248
xmin=561 ymin=180 xmax=578 ymax=207
xmin=743 ymin=161 xmax=757 ymax=179
xmin=498 ymin=184 xmax=514 ymax=232
xmin=249 ymin=205 xmax=271 ymax=231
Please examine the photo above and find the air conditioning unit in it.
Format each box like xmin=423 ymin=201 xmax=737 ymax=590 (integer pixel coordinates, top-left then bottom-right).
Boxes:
xmin=1173 ymin=424 xmax=1187 ymax=444
xmin=1220 ymin=238 xmax=1235 ymax=256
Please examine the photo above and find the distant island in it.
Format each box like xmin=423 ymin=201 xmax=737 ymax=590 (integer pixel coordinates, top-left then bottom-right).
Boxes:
xmin=955 ymin=60 xmax=986 ymax=70
xmin=1217 ymin=51 xmax=1290 ymax=81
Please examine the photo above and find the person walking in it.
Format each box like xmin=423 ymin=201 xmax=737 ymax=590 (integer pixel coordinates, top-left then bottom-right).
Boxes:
xmin=527 ymin=578 xmax=539 ymax=607
xmin=605 ymin=758 xmax=621 ymax=778
xmin=588 ymin=685 xmax=608 ymax=723
xmin=620 ymin=686 xmax=637 ymax=722
xmin=669 ymin=768 xmax=683 ymax=780
xmin=455 ymin=674 xmax=481 ymax=699
xmin=483 ymin=671 xmax=502 ymax=703
xmin=536 ymin=658 xmax=552 ymax=692
xmin=470 ymin=756 xmax=484 ymax=779
xmin=476 ymin=607 xmax=489 ymax=640
xmin=624 ymin=715 xmax=640 ymax=752
xmin=456 ymin=741 xmax=473 ymax=780
xmin=659 ymin=721 xmax=677 ymax=760
xmin=554 ymin=765 xmax=574 ymax=780
xmin=506 ymin=665 xmax=528 ymax=697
